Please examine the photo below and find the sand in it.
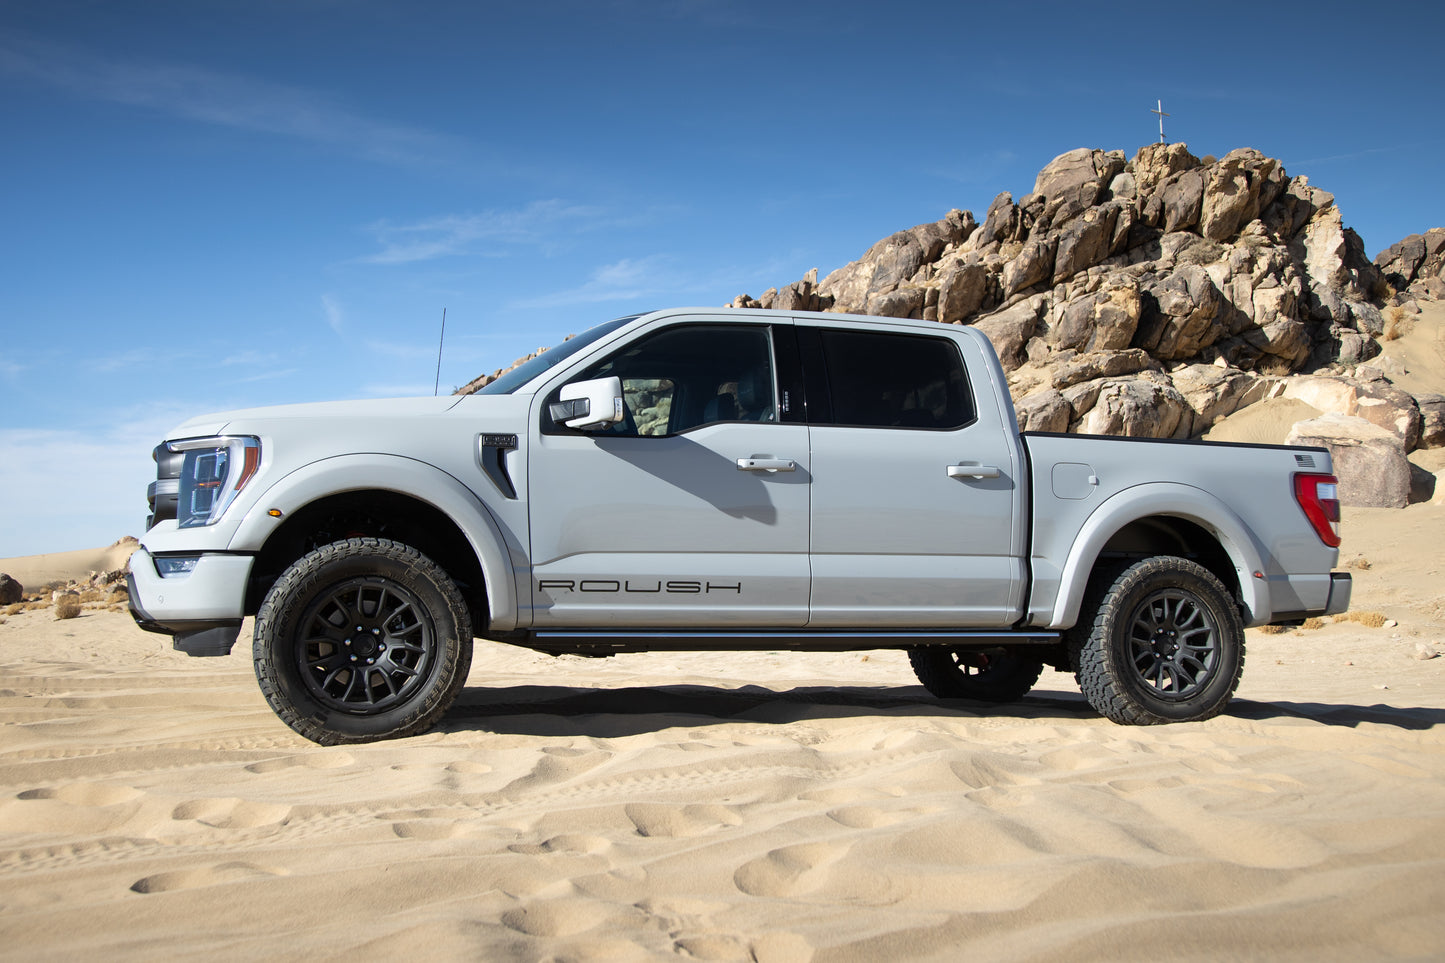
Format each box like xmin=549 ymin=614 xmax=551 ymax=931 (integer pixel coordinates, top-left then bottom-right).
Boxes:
xmin=2 ymin=501 xmax=1443 ymax=961
xmin=1 ymin=539 xmax=138 ymax=592
xmin=4 ymin=305 xmax=1444 ymax=960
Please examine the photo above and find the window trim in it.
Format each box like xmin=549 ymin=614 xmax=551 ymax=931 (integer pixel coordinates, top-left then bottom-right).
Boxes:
xmin=539 ymin=321 xmax=788 ymax=438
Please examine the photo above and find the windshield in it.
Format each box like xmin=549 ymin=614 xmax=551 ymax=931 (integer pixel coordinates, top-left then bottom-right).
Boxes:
xmin=475 ymin=315 xmax=639 ymax=395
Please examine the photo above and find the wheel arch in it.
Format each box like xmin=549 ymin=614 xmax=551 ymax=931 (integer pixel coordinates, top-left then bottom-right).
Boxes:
xmin=228 ymin=454 xmax=517 ymax=632
xmin=1047 ymin=483 xmax=1271 ymax=629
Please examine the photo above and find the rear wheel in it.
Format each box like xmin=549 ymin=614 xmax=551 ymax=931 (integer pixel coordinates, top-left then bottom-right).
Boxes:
xmin=254 ymin=537 xmax=473 ymax=745
xmin=909 ymin=647 xmax=1045 ymax=703
xmin=1075 ymin=556 xmax=1244 ymax=725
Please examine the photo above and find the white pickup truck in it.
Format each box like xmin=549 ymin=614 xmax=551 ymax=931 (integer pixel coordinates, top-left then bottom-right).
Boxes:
xmin=129 ymin=307 xmax=1350 ymax=744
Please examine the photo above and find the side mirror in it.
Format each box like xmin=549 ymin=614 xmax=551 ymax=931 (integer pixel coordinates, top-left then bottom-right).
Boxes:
xmin=550 ymin=376 xmax=625 ymax=431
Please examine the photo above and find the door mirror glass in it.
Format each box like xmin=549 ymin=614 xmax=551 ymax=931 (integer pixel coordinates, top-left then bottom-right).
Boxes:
xmin=550 ymin=376 xmax=625 ymax=431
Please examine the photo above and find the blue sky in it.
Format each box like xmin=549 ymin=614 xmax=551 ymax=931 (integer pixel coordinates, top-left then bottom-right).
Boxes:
xmin=2 ymin=0 xmax=1442 ymax=557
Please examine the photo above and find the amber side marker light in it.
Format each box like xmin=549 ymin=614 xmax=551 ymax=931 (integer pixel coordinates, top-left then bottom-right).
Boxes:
xmin=268 ymin=509 xmax=283 ymax=517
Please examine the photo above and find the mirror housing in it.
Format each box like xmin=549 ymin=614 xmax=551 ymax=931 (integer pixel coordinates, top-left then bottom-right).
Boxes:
xmin=551 ymin=376 xmax=624 ymax=431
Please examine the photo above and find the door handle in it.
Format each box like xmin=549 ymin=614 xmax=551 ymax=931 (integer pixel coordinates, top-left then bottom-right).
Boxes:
xmin=738 ymin=457 xmax=796 ymax=472
xmin=948 ymin=464 xmax=1001 ymax=480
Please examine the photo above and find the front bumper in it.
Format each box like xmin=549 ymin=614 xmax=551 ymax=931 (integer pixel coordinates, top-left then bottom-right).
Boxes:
xmin=127 ymin=547 xmax=253 ymax=656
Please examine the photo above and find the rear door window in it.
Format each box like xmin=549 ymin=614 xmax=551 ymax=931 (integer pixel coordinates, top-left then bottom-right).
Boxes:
xmin=811 ymin=329 xmax=974 ymax=429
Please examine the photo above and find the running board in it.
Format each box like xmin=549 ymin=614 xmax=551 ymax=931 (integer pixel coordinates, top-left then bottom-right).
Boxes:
xmin=518 ymin=629 xmax=1061 ymax=657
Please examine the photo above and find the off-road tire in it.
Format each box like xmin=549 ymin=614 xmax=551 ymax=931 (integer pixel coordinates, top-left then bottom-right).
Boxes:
xmin=909 ymin=647 xmax=1045 ymax=704
xmin=254 ymin=537 xmax=472 ymax=745
xmin=1075 ymin=556 xmax=1244 ymax=725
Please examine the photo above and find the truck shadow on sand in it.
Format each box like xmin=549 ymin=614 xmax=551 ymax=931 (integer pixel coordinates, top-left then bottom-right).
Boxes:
xmin=441 ymin=685 xmax=1444 ymax=737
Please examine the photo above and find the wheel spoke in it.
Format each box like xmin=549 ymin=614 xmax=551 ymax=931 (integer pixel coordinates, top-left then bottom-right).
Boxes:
xmin=294 ymin=574 xmax=436 ymax=715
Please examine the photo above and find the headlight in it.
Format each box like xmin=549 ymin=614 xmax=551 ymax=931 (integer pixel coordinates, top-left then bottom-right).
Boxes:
xmin=173 ymin=436 xmax=261 ymax=528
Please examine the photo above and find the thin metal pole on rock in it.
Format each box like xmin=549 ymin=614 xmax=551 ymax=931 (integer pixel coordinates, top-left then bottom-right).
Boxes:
xmin=1151 ymin=99 xmax=1170 ymax=144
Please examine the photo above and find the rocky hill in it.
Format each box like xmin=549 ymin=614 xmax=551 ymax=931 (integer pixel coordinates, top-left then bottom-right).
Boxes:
xmin=461 ymin=145 xmax=1444 ymax=507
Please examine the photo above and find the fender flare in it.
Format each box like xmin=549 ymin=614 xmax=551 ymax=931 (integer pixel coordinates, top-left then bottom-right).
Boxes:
xmin=1048 ymin=482 xmax=1271 ymax=629
xmin=226 ymin=453 xmax=519 ymax=630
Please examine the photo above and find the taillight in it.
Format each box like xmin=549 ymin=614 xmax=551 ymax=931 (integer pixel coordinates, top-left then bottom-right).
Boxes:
xmin=1294 ymin=473 xmax=1341 ymax=547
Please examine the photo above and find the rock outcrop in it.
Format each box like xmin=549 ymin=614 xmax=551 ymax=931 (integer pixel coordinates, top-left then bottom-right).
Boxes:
xmin=729 ymin=144 xmax=1440 ymax=450
xmin=1375 ymin=228 xmax=1445 ymax=300
xmin=0 ymin=574 xmax=22 ymax=606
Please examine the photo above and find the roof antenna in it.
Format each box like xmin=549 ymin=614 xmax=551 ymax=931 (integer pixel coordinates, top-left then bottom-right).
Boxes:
xmin=433 ymin=307 xmax=447 ymax=396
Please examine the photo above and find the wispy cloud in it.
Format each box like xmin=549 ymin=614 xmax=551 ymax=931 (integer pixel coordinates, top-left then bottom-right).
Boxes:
xmin=511 ymin=255 xmax=675 ymax=308
xmin=360 ymin=200 xmax=612 ymax=265
xmin=321 ymin=294 xmax=346 ymax=335
xmin=1292 ymin=147 xmax=1401 ymax=167
xmin=89 ymin=348 xmax=160 ymax=374
xmin=0 ymin=33 xmax=459 ymax=167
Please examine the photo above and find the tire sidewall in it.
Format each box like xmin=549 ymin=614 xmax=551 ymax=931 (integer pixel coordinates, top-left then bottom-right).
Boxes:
xmin=255 ymin=539 xmax=471 ymax=743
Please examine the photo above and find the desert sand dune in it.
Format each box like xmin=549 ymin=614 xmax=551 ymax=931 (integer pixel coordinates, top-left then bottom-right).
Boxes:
xmin=2 ymin=504 xmax=1443 ymax=960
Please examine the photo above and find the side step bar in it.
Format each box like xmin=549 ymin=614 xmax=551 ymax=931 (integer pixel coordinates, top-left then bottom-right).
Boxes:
xmin=520 ymin=629 xmax=1061 ymax=657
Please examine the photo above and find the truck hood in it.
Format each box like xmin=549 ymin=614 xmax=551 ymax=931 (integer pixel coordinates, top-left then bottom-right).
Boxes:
xmin=165 ymin=396 xmax=471 ymax=440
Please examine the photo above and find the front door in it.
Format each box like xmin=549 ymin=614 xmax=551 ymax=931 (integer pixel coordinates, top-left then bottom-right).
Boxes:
xmin=526 ymin=320 xmax=811 ymax=628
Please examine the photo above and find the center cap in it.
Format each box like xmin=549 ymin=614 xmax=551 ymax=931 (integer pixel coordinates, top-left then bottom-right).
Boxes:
xmin=352 ymin=636 xmax=378 ymax=658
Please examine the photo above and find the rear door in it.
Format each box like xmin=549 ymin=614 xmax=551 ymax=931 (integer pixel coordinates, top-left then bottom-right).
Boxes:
xmin=802 ymin=324 xmax=1027 ymax=627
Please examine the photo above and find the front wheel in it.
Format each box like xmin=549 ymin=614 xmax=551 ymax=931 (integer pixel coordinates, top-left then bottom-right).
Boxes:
xmin=1075 ymin=556 xmax=1244 ymax=725
xmin=909 ymin=647 xmax=1045 ymax=704
xmin=254 ymin=538 xmax=473 ymax=745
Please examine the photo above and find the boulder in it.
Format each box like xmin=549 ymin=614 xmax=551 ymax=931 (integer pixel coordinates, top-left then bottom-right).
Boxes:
xmin=1373 ymin=228 xmax=1445 ymax=289
xmin=1001 ymin=236 xmax=1056 ymax=297
xmin=1032 ymin=148 xmax=1126 ymax=226
xmin=971 ymin=296 xmax=1042 ymax=371
xmin=1134 ymin=264 xmax=1224 ymax=359
xmin=1049 ymin=274 xmax=1142 ymax=353
xmin=1014 ymin=388 xmax=1070 ymax=433
xmin=977 ymin=191 xmax=1018 ymax=247
xmin=866 ymin=286 xmax=925 ymax=319
xmin=937 ymin=259 xmax=990 ymax=323
xmin=0 ymin=574 xmax=21 ymax=605
xmin=1412 ymin=393 xmax=1445 ymax=449
xmin=1281 ymin=376 xmax=1421 ymax=450
xmin=1052 ymin=204 xmax=1119 ymax=283
xmin=1170 ymin=364 xmax=1271 ymax=436
xmin=1130 ymin=142 xmax=1201 ymax=198
xmin=1072 ymin=377 xmax=1190 ymax=439
xmin=1286 ymin=414 xmax=1409 ymax=508
xmin=1049 ymin=349 xmax=1157 ymax=390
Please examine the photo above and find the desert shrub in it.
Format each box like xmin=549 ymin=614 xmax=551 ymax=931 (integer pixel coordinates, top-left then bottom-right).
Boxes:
xmin=1345 ymin=556 xmax=1372 ymax=570
xmin=1200 ymin=154 xmax=1218 ymax=165
xmin=1337 ymin=610 xmax=1388 ymax=628
xmin=54 ymin=596 xmax=82 ymax=620
xmin=1177 ymin=236 xmax=1226 ymax=265
xmin=1300 ymin=617 xmax=1326 ymax=630
xmin=4 ymin=603 xmax=21 ymax=616
xmin=78 ymin=588 xmax=103 ymax=603
xmin=1256 ymin=624 xmax=1288 ymax=634
xmin=1382 ymin=306 xmax=1414 ymax=342
xmin=1371 ymin=276 xmax=1398 ymax=301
